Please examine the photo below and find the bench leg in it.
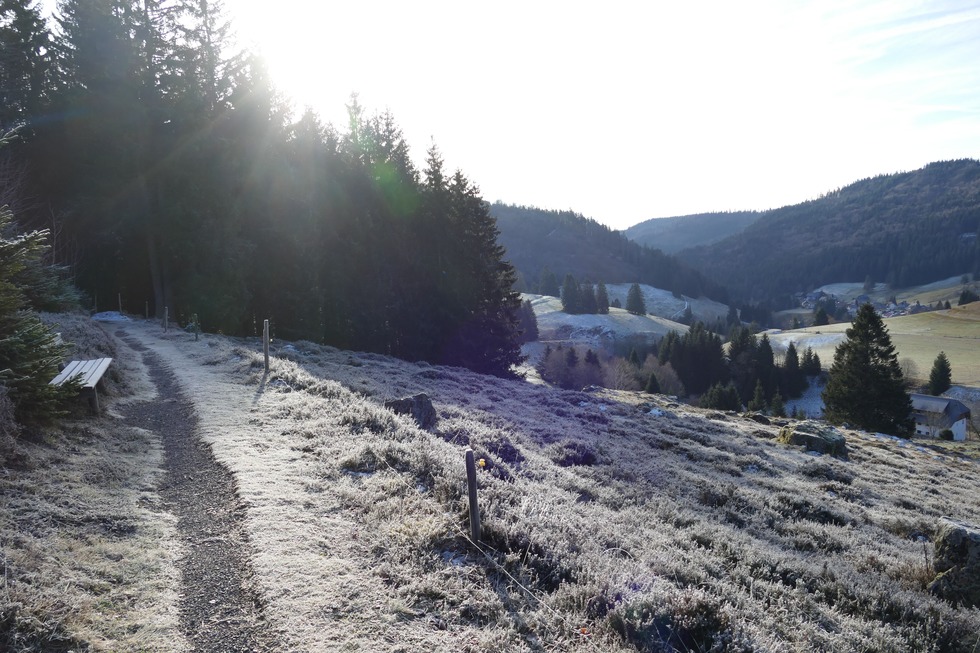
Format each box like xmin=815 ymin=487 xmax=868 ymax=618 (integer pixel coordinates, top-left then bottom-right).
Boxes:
xmin=83 ymin=388 xmax=100 ymax=415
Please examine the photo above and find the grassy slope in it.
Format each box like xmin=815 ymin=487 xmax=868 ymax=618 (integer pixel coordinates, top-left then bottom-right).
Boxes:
xmin=768 ymin=302 xmax=980 ymax=387
xmin=121 ymin=321 xmax=979 ymax=652
xmin=0 ymin=314 xmax=186 ymax=652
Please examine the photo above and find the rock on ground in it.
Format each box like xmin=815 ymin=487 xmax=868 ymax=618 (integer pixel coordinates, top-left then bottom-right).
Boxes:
xmin=384 ymin=393 xmax=437 ymax=430
xmin=777 ymin=420 xmax=848 ymax=458
xmin=929 ymin=518 xmax=980 ymax=609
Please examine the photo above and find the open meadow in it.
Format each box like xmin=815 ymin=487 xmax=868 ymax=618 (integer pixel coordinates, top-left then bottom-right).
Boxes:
xmin=3 ymin=316 xmax=980 ymax=652
xmin=768 ymin=302 xmax=980 ymax=388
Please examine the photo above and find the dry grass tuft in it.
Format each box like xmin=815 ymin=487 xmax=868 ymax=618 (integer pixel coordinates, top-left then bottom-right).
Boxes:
xmin=1 ymin=318 xmax=184 ymax=652
xmin=29 ymin=319 xmax=979 ymax=652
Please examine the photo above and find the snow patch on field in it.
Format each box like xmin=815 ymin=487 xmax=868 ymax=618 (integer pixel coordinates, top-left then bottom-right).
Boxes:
xmin=525 ymin=293 xmax=687 ymax=346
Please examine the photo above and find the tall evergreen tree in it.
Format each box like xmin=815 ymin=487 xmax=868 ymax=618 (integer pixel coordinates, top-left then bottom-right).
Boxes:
xmin=625 ymin=282 xmax=646 ymax=315
xmin=517 ymin=298 xmax=539 ymax=343
xmin=0 ymin=0 xmax=53 ymax=132
xmin=822 ymin=304 xmax=912 ymax=436
xmin=579 ymin=282 xmax=597 ymax=314
xmin=538 ymin=268 xmax=559 ymax=297
xmin=595 ymin=281 xmax=609 ymax=314
xmin=782 ymin=342 xmax=806 ymax=398
xmin=927 ymin=351 xmax=952 ymax=396
xmin=0 ymin=190 xmax=76 ymax=420
xmin=561 ymin=273 xmax=579 ymax=314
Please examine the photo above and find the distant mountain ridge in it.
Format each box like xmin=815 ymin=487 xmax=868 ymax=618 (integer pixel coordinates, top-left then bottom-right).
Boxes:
xmin=489 ymin=202 xmax=729 ymax=303
xmin=624 ymin=211 xmax=761 ymax=253
xmin=678 ymin=159 xmax=980 ymax=305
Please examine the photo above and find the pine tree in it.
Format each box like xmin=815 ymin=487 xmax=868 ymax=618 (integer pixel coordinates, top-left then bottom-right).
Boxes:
xmin=0 ymin=0 xmax=53 ymax=131
xmin=782 ymin=342 xmax=806 ymax=398
xmin=517 ymin=299 xmax=539 ymax=343
xmin=645 ymin=371 xmax=661 ymax=394
xmin=814 ymin=307 xmax=829 ymax=326
xmin=626 ymin=282 xmax=646 ymax=315
xmin=801 ymin=347 xmax=821 ymax=376
xmin=538 ymin=268 xmax=560 ymax=297
xmin=747 ymin=379 xmax=766 ymax=412
xmin=595 ymin=281 xmax=609 ymax=314
xmin=770 ymin=392 xmax=785 ymax=417
xmin=822 ymin=304 xmax=912 ymax=436
xmin=561 ymin=274 xmax=580 ymax=314
xmin=579 ymin=282 xmax=597 ymax=314
xmin=927 ymin=351 xmax=952 ymax=396
xmin=0 ymin=196 xmax=77 ymax=420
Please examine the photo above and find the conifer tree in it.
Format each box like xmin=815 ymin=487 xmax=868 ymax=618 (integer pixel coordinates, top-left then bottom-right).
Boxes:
xmin=579 ymin=282 xmax=597 ymax=314
xmin=0 ymin=197 xmax=76 ymax=420
xmin=822 ymin=304 xmax=912 ymax=436
xmin=747 ymin=379 xmax=766 ymax=412
xmin=645 ymin=371 xmax=661 ymax=394
xmin=801 ymin=347 xmax=821 ymax=376
xmin=561 ymin=274 xmax=579 ymax=314
xmin=814 ymin=307 xmax=829 ymax=326
xmin=538 ymin=268 xmax=560 ymax=297
xmin=626 ymin=282 xmax=646 ymax=315
xmin=782 ymin=342 xmax=806 ymax=398
xmin=927 ymin=351 xmax=952 ymax=396
xmin=517 ymin=299 xmax=539 ymax=343
xmin=595 ymin=281 xmax=609 ymax=314
xmin=770 ymin=391 xmax=785 ymax=417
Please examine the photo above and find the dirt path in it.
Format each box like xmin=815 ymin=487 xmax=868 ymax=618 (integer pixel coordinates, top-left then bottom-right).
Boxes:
xmin=118 ymin=332 xmax=278 ymax=652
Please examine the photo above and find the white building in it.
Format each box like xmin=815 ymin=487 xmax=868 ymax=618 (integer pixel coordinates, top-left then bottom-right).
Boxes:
xmin=910 ymin=394 xmax=972 ymax=441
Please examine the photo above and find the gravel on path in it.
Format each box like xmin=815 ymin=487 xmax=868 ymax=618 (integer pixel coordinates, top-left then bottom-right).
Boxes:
xmin=119 ymin=332 xmax=279 ymax=652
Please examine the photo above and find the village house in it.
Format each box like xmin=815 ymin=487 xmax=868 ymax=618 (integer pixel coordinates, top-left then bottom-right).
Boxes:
xmin=910 ymin=394 xmax=972 ymax=441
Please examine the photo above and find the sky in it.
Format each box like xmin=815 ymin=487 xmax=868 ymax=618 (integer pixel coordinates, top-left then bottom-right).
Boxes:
xmin=44 ymin=0 xmax=980 ymax=230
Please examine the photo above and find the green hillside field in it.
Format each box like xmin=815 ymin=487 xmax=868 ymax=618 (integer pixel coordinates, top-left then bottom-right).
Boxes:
xmin=768 ymin=302 xmax=980 ymax=387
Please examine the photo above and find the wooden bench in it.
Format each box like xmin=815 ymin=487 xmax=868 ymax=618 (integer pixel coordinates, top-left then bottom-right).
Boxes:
xmin=50 ymin=358 xmax=113 ymax=414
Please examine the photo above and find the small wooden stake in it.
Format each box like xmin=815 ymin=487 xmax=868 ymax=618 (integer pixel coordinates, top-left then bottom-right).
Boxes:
xmin=118 ymin=293 xmax=122 ymax=314
xmin=465 ymin=449 xmax=481 ymax=543
xmin=145 ymin=301 xmax=149 ymax=320
xmin=263 ymin=319 xmax=270 ymax=373
xmin=164 ymin=306 xmax=169 ymax=332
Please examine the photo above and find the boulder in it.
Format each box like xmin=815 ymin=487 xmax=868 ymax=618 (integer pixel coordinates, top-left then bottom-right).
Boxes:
xmin=744 ymin=412 xmax=770 ymax=425
xmin=777 ymin=420 xmax=847 ymax=458
xmin=929 ymin=519 xmax=980 ymax=608
xmin=384 ymin=393 xmax=437 ymax=430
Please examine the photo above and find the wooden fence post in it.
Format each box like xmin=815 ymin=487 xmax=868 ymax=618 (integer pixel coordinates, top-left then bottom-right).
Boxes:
xmin=164 ymin=306 xmax=169 ymax=332
xmin=118 ymin=293 xmax=122 ymax=315
xmin=263 ymin=319 xmax=270 ymax=373
xmin=145 ymin=301 xmax=149 ymax=320
xmin=465 ymin=449 xmax=481 ymax=543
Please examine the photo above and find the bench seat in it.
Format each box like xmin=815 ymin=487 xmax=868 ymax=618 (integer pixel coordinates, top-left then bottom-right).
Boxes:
xmin=50 ymin=357 xmax=113 ymax=413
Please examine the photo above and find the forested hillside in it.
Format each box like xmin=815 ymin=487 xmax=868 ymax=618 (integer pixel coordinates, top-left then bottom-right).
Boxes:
xmin=0 ymin=0 xmax=521 ymax=375
xmin=681 ymin=160 xmax=980 ymax=305
xmin=491 ymin=203 xmax=730 ymax=303
xmin=624 ymin=210 xmax=760 ymax=253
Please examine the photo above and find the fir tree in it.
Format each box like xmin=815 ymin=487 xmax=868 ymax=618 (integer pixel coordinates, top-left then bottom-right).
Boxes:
xmin=625 ymin=282 xmax=646 ymax=315
xmin=595 ymin=281 xmax=609 ymax=314
xmin=561 ymin=274 xmax=580 ymax=314
xmin=645 ymin=371 xmax=661 ymax=394
xmin=579 ymin=282 xmax=597 ymax=314
xmin=801 ymin=347 xmax=821 ymax=376
xmin=517 ymin=299 xmax=539 ymax=343
xmin=699 ymin=382 xmax=741 ymax=411
xmin=538 ymin=268 xmax=560 ymax=297
xmin=822 ymin=304 xmax=912 ymax=436
xmin=782 ymin=342 xmax=806 ymax=398
xmin=0 ymin=197 xmax=77 ymax=420
xmin=927 ymin=351 xmax=952 ymax=396
xmin=770 ymin=391 xmax=785 ymax=417
xmin=747 ymin=379 xmax=766 ymax=412
xmin=814 ymin=307 xmax=829 ymax=326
